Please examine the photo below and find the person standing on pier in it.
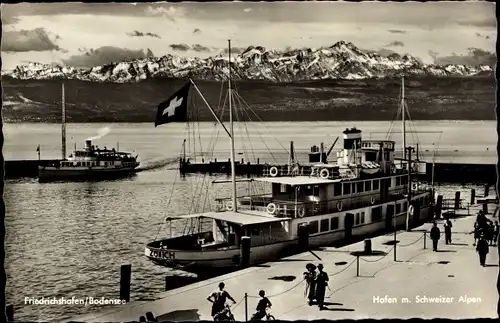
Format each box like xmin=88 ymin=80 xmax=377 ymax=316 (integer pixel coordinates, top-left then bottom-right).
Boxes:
xmin=315 ymin=264 xmax=329 ymax=311
xmin=303 ymin=263 xmax=317 ymax=306
xmin=430 ymin=222 xmax=441 ymax=252
xmin=476 ymin=235 xmax=490 ymax=266
xmin=493 ymin=221 xmax=499 ymax=246
xmin=444 ymin=219 xmax=453 ymax=244
xmin=207 ymin=282 xmax=236 ymax=319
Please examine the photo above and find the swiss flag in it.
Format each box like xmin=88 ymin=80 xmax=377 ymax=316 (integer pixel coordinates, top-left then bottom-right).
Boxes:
xmin=154 ymin=82 xmax=191 ymax=127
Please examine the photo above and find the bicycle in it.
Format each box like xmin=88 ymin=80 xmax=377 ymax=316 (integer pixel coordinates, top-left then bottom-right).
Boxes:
xmin=213 ymin=303 xmax=235 ymax=321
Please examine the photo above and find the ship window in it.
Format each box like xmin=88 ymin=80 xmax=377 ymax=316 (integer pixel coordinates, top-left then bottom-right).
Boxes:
xmin=355 ymin=213 xmax=360 ymax=225
xmin=320 ymin=219 xmax=329 ymax=232
xmin=361 ymin=212 xmax=365 ymax=223
xmin=402 ymin=176 xmax=408 ymax=185
xmin=77 ymin=162 xmax=81 ymax=166
xmin=357 ymin=182 xmax=364 ymax=193
xmin=308 ymin=221 xmax=319 ymax=234
xmin=396 ymin=203 xmax=401 ymax=214
xmin=104 ymin=162 xmax=108 ymax=166
xmin=313 ymin=185 xmax=320 ymax=197
xmin=365 ymin=181 xmax=372 ymax=191
xmin=334 ymin=183 xmax=342 ymax=196
xmin=396 ymin=177 xmax=401 ymax=186
xmin=331 ymin=217 xmax=339 ymax=230
xmin=372 ymin=206 xmax=382 ymax=222
xmin=343 ymin=183 xmax=351 ymax=195
xmin=373 ymin=180 xmax=380 ymax=190
xmin=280 ymin=184 xmax=287 ymax=193
xmin=351 ymin=183 xmax=356 ymax=194
xmin=251 ymin=228 xmax=260 ymax=236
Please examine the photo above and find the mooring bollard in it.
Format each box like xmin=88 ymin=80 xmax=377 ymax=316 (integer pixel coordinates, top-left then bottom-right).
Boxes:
xmin=244 ymin=293 xmax=248 ymax=321
xmin=471 ymin=189 xmax=476 ymax=205
xmin=240 ymin=236 xmax=251 ymax=268
xmin=6 ymin=304 xmax=14 ymax=322
xmin=297 ymin=223 xmax=310 ymax=251
xmin=436 ymin=195 xmax=443 ymax=219
xmin=120 ymin=264 xmax=132 ymax=303
xmin=454 ymin=191 xmax=460 ymax=209
xmin=364 ymin=239 xmax=372 ymax=254
xmin=423 ymin=231 xmax=426 ymax=249
xmin=356 ymin=256 xmax=360 ymax=277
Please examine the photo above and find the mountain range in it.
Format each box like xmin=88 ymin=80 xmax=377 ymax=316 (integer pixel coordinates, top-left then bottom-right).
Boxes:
xmin=4 ymin=41 xmax=493 ymax=83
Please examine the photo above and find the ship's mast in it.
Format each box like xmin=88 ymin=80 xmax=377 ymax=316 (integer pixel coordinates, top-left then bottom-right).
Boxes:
xmin=62 ymin=82 xmax=67 ymax=160
xmin=401 ymin=76 xmax=406 ymax=162
xmin=228 ymin=39 xmax=237 ymax=213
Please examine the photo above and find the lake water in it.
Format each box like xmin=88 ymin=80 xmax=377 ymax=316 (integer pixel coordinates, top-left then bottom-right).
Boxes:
xmin=3 ymin=120 xmax=497 ymax=321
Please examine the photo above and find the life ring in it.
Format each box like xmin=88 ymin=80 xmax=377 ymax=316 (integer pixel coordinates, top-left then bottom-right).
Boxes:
xmin=370 ymin=196 xmax=376 ymax=205
xmin=226 ymin=201 xmax=234 ymax=211
xmin=267 ymin=203 xmax=277 ymax=214
xmin=408 ymin=205 xmax=414 ymax=216
xmin=269 ymin=166 xmax=279 ymax=177
xmin=336 ymin=201 xmax=343 ymax=212
xmin=297 ymin=206 xmax=305 ymax=218
xmin=320 ymin=168 xmax=330 ymax=179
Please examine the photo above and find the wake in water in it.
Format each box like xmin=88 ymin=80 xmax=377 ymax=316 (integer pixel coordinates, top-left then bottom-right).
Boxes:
xmin=136 ymin=157 xmax=179 ymax=172
xmin=87 ymin=126 xmax=112 ymax=141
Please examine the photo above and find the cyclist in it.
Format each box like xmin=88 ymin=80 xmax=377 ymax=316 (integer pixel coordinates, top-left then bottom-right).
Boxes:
xmin=250 ymin=290 xmax=272 ymax=320
xmin=208 ymin=282 xmax=236 ymax=320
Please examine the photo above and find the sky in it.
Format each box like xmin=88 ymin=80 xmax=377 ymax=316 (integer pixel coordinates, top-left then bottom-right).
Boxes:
xmin=1 ymin=1 xmax=497 ymax=70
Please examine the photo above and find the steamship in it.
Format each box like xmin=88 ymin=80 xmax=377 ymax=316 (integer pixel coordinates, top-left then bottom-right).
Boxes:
xmin=37 ymin=83 xmax=139 ymax=182
xmin=144 ymin=41 xmax=433 ymax=273
xmin=38 ymin=140 xmax=140 ymax=182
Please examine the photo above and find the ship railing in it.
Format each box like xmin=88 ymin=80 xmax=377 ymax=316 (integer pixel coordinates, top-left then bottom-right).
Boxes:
xmin=261 ymin=164 xmax=340 ymax=179
xmin=215 ymin=190 xmax=430 ymax=218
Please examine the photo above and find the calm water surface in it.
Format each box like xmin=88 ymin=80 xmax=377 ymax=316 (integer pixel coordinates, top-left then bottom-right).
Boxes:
xmin=3 ymin=121 xmax=497 ymax=321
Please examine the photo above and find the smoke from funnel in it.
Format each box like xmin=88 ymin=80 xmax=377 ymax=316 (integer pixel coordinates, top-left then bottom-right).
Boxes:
xmin=87 ymin=126 xmax=111 ymax=141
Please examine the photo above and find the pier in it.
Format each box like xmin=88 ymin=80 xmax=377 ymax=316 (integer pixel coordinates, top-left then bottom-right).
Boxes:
xmin=5 ymin=159 xmax=61 ymax=179
xmin=179 ymin=158 xmax=497 ymax=184
xmin=69 ymin=204 xmax=498 ymax=322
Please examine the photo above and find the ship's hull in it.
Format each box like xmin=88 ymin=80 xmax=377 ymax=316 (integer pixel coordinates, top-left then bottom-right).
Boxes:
xmin=146 ymin=202 xmax=432 ymax=274
xmin=38 ymin=165 xmax=139 ymax=182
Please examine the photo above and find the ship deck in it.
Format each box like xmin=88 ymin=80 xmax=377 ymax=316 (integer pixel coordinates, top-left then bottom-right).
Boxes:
xmin=69 ymin=204 xmax=498 ymax=322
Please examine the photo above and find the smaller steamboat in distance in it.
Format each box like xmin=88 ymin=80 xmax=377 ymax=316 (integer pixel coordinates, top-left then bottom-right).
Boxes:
xmin=37 ymin=82 xmax=140 ymax=182
xmin=38 ymin=140 xmax=140 ymax=182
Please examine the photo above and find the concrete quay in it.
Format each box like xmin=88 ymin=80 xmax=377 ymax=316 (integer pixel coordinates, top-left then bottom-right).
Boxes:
xmin=69 ymin=205 xmax=499 ymax=322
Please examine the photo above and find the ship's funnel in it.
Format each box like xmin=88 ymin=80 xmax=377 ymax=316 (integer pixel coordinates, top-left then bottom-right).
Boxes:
xmin=85 ymin=140 xmax=92 ymax=150
xmin=342 ymin=127 xmax=362 ymax=166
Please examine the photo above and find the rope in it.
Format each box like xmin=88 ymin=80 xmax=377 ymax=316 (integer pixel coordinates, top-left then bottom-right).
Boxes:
xmin=329 ymin=257 xmax=358 ymax=275
xmin=247 ymin=279 xmax=306 ymax=299
xmin=398 ymin=233 xmax=425 ymax=247
xmin=231 ymin=296 xmax=245 ymax=311
xmin=153 ymin=143 xmax=183 ymax=241
xmin=360 ymin=246 xmax=394 ymax=263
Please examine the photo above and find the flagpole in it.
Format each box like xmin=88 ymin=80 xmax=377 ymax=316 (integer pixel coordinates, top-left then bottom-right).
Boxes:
xmin=228 ymin=39 xmax=237 ymax=213
xmin=189 ymin=78 xmax=231 ymax=138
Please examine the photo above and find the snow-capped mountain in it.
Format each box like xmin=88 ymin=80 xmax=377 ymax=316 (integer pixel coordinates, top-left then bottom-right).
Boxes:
xmin=5 ymin=41 xmax=493 ymax=83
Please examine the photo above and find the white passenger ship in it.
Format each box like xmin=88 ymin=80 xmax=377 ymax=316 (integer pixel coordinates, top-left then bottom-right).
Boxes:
xmin=38 ymin=139 xmax=139 ymax=182
xmin=145 ymin=41 xmax=434 ymax=273
xmin=37 ymin=83 xmax=139 ymax=182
